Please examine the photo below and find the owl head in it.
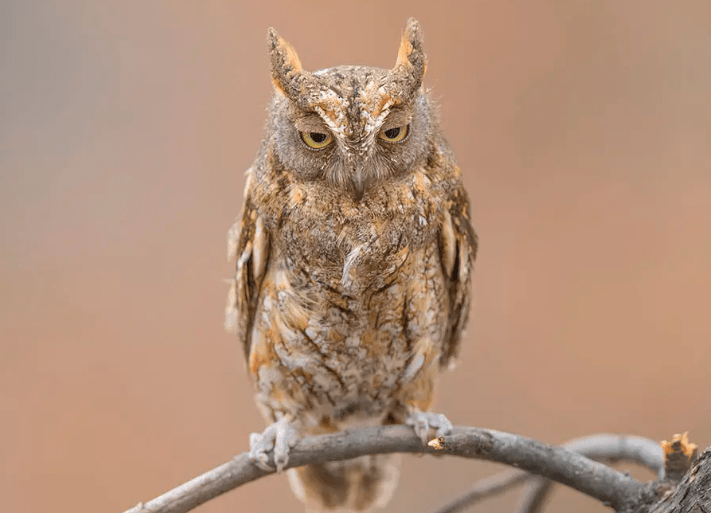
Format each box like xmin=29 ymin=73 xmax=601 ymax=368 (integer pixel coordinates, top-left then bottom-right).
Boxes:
xmin=265 ymin=18 xmax=436 ymax=201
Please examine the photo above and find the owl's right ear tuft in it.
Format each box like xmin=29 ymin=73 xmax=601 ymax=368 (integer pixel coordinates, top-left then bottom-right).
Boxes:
xmin=267 ymin=27 xmax=304 ymax=98
xmin=396 ymin=18 xmax=426 ymax=75
xmin=388 ymin=18 xmax=427 ymax=101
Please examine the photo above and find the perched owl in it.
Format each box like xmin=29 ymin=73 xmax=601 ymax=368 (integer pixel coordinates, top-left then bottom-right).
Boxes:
xmin=225 ymin=18 xmax=477 ymax=512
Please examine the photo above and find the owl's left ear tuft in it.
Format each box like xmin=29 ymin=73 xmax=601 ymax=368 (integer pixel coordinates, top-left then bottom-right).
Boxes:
xmin=267 ymin=27 xmax=305 ymax=97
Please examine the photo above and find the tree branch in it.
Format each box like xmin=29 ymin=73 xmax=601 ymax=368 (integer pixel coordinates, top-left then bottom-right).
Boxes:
xmin=433 ymin=434 xmax=664 ymax=513
xmin=123 ymin=425 xmax=651 ymax=513
xmin=649 ymin=447 xmax=711 ymax=513
xmin=515 ymin=435 xmax=665 ymax=513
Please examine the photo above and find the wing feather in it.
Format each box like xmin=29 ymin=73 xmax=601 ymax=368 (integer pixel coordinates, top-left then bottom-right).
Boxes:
xmin=225 ymin=173 xmax=270 ymax=360
xmin=439 ymin=183 xmax=478 ymax=368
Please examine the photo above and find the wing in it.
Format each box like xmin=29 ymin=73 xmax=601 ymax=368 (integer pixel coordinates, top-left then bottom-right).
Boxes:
xmin=438 ymin=181 xmax=478 ymax=369
xmin=225 ymin=172 xmax=270 ymax=361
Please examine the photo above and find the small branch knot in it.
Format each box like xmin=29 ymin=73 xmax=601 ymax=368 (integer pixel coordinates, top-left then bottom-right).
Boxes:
xmin=662 ymin=432 xmax=698 ymax=482
xmin=428 ymin=436 xmax=446 ymax=450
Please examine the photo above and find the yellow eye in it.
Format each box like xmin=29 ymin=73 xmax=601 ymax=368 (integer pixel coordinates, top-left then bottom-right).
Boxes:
xmin=301 ymin=131 xmax=333 ymax=149
xmin=378 ymin=124 xmax=409 ymax=142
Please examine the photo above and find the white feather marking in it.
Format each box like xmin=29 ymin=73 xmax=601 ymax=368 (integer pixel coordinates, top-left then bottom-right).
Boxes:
xmin=275 ymin=267 xmax=290 ymax=290
xmin=341 ymin=244 xmax=363 ymax=289
xmin=458 ymin=237 xmax=469 ymax=280
xmin=274 ymin=342 xmax=315 ymax=371
xmin=403 ymin=352 xmax=424 ymax=380
xmin=252 ymin=216 xmax=267 ymax=282
xmin=238 ymin=240 xmax=252 ymax=272
xmin=314 ymin=89 xmax=348 ymax=141
xmin=366 ymin=100 xmax=393 ymax=136
xmin=358 ymin=80 xmax=395 ymax=154
xmin=441 ymin=210 xmax=457 ymax=277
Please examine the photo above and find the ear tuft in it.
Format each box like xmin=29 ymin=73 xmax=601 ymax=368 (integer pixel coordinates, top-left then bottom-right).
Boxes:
xmin=267 ymin=27 xmax=304 ymax=96
xmin=395 ymin=18 xmax=427 ymax=84
xmin=392 ymin=18 xmax=427 ymax=97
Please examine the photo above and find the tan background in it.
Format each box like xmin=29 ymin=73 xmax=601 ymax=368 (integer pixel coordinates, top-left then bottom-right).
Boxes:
xmin=1 ymin=1 xmax=710 ymax=512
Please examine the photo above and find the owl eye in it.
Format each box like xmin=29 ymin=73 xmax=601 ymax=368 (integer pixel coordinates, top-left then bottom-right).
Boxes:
xmin=301 ymin=131 xmax=333 ymax=149
xmin=378 ymin=124 xmax=409 ymax=143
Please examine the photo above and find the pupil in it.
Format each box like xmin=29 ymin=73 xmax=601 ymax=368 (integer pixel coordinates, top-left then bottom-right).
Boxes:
xmin=310 ymin=132 xmax=327 ymax=143
xmin=384 ymin=127 xmax=400 ymax=139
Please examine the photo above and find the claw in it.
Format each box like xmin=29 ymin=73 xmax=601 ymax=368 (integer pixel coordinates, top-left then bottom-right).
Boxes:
xmin=249 ymin=416 xmax=300 ymax=472
xmin=405 ymin=409 xmax=453 ymax=445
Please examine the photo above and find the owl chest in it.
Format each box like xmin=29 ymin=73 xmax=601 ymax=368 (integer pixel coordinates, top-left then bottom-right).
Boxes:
xmin=279 ymin=206 xmax=435 ymax=291
xmin=250 ymin=231 xmax=448 ymax=420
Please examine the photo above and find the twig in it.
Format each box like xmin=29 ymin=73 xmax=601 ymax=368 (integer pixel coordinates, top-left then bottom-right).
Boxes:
xmin=122 ymin=425 xmax=649 ymax=513
xmin=515 ymin=434 xmax=665 ymax=513
xmin=515 ymin=477 xmax=549 ymax=513
xmin=430 ymin=469 xmax=529 ymax=513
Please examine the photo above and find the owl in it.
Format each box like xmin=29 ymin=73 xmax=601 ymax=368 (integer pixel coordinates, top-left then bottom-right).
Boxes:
xmin=225 ymin=18 xmax=477 ymax=512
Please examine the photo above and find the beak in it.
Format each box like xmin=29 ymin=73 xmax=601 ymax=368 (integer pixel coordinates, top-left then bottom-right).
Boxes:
xmin=350 ymin=168 xmax=367 ymax=201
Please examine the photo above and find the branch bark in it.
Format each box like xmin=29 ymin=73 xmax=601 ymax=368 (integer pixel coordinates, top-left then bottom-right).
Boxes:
xmin=123 ymin=425 xmax=651 ymax=513
xmin=434 ymin=434 xmax=664 ymax=513
xmin=648 ymin=447 xmax=711 ymax=513
xmin=515 ymin=435 xmax=665 ymax=513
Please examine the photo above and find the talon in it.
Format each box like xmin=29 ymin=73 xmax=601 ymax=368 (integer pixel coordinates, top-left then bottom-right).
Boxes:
xmin=406 ymin=409 xmax=453 ymax=445
xmin=248 ymin=416 xmax=299 ymax=472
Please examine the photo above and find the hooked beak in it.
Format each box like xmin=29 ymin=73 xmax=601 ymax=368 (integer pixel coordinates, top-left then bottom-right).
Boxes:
xmin=350 ymin=168 xmax=366 ymax=201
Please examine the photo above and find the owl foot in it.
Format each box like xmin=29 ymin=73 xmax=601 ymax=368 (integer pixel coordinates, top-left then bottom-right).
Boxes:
xmin=249 ymin=416 xmax=299 ymax=472
xmin=405 ymin=409 xmax=453 ymax=445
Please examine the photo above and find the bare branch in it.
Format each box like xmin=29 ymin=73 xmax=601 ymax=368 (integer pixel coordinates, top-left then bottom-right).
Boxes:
xmin=432 ymin=434 xmax=664 ymax=513
xmin=661 ymin=432 xmax=698 ymax=483
xmin=515 ymin=434 xmax=665 ymax=513
xmin=122 ymin=425 xmax=650 ymax=513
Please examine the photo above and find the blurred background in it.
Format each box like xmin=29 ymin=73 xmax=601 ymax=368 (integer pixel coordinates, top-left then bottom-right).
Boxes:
xmin=1 ymin=1 xmax=710 ymax=512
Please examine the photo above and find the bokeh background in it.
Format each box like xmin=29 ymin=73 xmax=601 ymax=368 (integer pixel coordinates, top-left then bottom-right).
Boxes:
xmin=2 ymin=1 xmax=710 ymax=512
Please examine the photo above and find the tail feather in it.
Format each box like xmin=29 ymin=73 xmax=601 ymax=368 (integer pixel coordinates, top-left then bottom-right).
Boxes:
xmin=287 ymin=454 xmax=401 ymax=512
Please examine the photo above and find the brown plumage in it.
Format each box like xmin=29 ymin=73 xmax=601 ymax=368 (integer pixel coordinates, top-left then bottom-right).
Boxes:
xmin=225 ymin=18 xmax=477 ymax=511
